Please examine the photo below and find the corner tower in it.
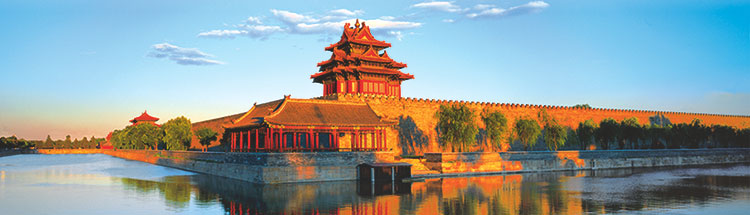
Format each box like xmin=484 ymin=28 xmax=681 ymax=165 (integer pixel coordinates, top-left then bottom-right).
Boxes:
xmin=312 ymin=20 xmax=414 ymax=97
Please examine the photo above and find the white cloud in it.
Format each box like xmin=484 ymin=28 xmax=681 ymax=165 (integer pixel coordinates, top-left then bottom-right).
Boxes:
xmin=245 ymin=16 xmax=263 ymax=24
xmin=328 ymin=9 xmax=363 ymax=17
xmin=198 ymin=24 xmax=284 ymax=39
xmin=379 ymin=16 xmax=396 ymax=21
xmin=442 ymin=19 xmax=455 ymax=23
xmin=270 ymin=9 xmax=319 ymax=24
xmin=199 ymin=9 xmax=422 ymax=40
xmin=467 ymin=1 xmax=549 ymax=18
xmin=412 ymin=1 xmax=466 ymax=13
xmin=473 ymin=4 xmax=495 ymax=10
xmin=292 ymin=19 xmax=422 ymax=35
xmin=388 ymin=31 xmax=404 ymax=41
xmin=148 ymin=43 xmax=224 ymax=66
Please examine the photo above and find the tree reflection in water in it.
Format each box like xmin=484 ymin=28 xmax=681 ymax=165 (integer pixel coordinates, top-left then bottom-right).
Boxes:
xmin=117 ymin=164 xmax=750 ymax=215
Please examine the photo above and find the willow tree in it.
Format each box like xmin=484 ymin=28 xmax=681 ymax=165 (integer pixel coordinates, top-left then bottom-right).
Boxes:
xmin=596 ymin=118 xmax=619 ymax=150
xmin=436 ymin=104 xmax=478 ymax=152
xmin=481 ymin=110 xmax=508 ymax=151
xmin=539 ymin=110 xmax=566 ymax=151
xmin=515 ymin=117 xmax=541 ymax=151
xmin=576 ymin=119 xmax=597 ymax=150
xmin=620 ymin=117 xmax=642 ymax=149
xmin=162 ymin=116 xmax=193 ymax=151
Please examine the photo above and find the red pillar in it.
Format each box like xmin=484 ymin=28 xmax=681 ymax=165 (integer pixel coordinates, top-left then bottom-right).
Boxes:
xmin=231 ymin=132 xmax=236 ymax=152
xmin=383 ymin=129 xmax=387 ymax=151
xmin=279 ymin=128 xmax=284 ymax=152
xmin=265 ymin=128 xmax=270 ymax=150
xmin=335 ymin=131 xmax=340 ymax=150
xmin=352 ymin=131 xmax=359 ymax=149
xmin=371 ymin=131 xmax=375 ymax=150
xmin=293 ymin=132 xmax=298 ymax=151
xmin=308 ymin=130 xmax=314 ymax=151
xmin=251 ymin=130 xmax=253 ymax=152
xmin=255 ymin=129 xmax=259 ymax=151
xmin=376 ymin=130 xmax=381 ymax=150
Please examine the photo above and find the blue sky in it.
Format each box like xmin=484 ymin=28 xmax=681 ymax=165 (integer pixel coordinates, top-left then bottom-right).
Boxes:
xmin=1 ymin=0 xmax=748 ymax=140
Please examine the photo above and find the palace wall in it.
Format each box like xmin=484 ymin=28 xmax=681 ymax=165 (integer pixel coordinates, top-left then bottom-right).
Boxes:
xmin=329 ymin=94 xmax=750 ymax=156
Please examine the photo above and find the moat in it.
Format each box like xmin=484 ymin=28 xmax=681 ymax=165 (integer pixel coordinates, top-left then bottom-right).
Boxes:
xmin=1 ymin=154 xmax=749 ymax=215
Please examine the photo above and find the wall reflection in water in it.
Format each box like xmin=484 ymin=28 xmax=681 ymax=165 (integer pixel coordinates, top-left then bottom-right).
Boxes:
xmin=118 ymin=164 xmax=750 ymax=215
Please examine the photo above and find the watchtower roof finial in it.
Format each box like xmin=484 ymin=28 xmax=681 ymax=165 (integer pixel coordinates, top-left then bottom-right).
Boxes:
xmin=355 ymin=19 xmax=360 ymax=28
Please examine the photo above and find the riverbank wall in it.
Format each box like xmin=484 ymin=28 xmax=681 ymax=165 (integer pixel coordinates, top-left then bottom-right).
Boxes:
xmin=26 ymin=148 xmax=750 ymax=183
xmin=34 ymin=149 xmax=394 ymax=184
xmin=418 ymin=148 xmax=750 ymax=178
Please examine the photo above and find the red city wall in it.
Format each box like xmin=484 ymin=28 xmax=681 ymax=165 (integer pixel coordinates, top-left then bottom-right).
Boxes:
xmin=330 ymin=94 xmax=750 ymax=155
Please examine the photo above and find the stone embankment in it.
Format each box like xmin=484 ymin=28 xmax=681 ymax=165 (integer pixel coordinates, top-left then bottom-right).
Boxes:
xmin=418 ymin=148 xmax=750 ymax=178
xmin=36 ymin=149 xmax=394 ymax=184
xmin=23 ymin=148 xmax=750 ymax=183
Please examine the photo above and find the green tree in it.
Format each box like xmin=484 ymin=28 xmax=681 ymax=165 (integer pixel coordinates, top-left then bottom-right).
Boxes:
xmin=435 ymin=104 xmax=479 ymax=152
xmin=162 ymin=116 xmax=193 ymax=151
xmin=572 ymin=104 xmax=592 ymax=109
xmin=44 ymin=135 xmax=54 ymax=149
xmin=514 ymin=117 xmax=541 ymax=151
xmin=195 ymin=127 xmax=218 ymax=152
xmin=110 ymin=129 xmax=129 ymax=149
xmin=668 ymin=123 xmax=689 ymax=149
xmin=596 ymin=118 xmax=619 ymax=150
xmin=645 ymin=124 xmax=667 ymax=149
xmin=736 ymin=128 xmax=750 ymax=148
xmin=576 ymin=120 xmax=597 ymax=150
xmin=544 ymin=124 xmax=567 ymax=151
xmin=64 ymin=135 xmax=72 ymax=149
xmin=129 ymin=123 xmax=163 ymax=150
xmin=710 ymin=125 xmax=735 ymax=148
xmin=620 ymin=117 xmax=642 ymax=149
xmin=687 ymin=119 xmax=709 ymax=148
xmin=481 ymin=110 xmax=508 ymax=151
xmin=539 ymin=110 xmax=566 ymax=151
xmin=81 ymin=137 xmax=89 ymax=149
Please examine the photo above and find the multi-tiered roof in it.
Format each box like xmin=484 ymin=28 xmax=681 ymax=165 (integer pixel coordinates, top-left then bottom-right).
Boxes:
xmin=311 ymin=20 xmax=413 ymax=96
xmin=129 ymin=111 xmax=159 ymax=126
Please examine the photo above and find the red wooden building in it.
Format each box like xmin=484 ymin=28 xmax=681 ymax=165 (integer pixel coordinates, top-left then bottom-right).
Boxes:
xmin=130 ymin=110 xmax=160 ymax=127
xmin=223 ymin=96 xmax=393 ymax=152
xmin=312 ymin=19 xmax=414 ymax=97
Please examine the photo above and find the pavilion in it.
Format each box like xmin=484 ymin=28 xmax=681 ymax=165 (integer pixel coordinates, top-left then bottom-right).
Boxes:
xmin=223 ymin=96 xmax=392 ymax=152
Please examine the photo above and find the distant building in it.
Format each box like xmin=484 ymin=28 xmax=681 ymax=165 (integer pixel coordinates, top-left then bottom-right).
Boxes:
xmin=129 ymin=111 xmax=160 ymax=127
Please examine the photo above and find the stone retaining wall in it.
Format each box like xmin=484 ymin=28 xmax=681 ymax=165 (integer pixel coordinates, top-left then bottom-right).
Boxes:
xmin=97 ymin=150 xmax=394 ymax=184
xmin=423 ymin=149 xmax=750 ymax=176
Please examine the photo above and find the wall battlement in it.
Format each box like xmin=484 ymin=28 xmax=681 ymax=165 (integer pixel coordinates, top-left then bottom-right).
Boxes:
xmin=319 ymin=93 xmax=750 ymax=155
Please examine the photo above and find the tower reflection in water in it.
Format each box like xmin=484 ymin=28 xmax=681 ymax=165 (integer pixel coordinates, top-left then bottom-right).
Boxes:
xmin=118 ymin=164 xmax=750 ymax=215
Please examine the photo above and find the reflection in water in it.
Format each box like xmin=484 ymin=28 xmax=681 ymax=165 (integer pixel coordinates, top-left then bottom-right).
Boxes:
xmin=1 ymin=154 xmax=749 ymax=215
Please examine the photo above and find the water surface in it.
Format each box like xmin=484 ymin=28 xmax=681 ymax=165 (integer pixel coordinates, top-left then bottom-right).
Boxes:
xmin=1 ymin=154 xmax=748 ymax=214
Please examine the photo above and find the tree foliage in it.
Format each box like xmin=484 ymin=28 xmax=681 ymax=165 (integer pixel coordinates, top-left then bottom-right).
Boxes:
xmin=596 ymin=118 xmax=619 ymax=150
xmin=435 ymin=104 xmax=479 ymax=152
xmin=620 ymin=117 xmax=642 ymax=149
xmin=481 ymin=110 xmax=508 ymax=151
xmin=195 ymin=127 xmax=218 ymax=151
xmin=514 ymin=117 xmax=541 ymax=150
xmin=576 ymin=120 xmax=597 ymax=150
xmin=162 ymin=116 xmax=193 ymax=151
xmin=539 ymin=110 xmax=566 ymax=151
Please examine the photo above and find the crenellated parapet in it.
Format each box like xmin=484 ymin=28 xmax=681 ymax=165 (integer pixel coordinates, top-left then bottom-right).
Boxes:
xmin=320 ymin=92 xmax=750 ymax=130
